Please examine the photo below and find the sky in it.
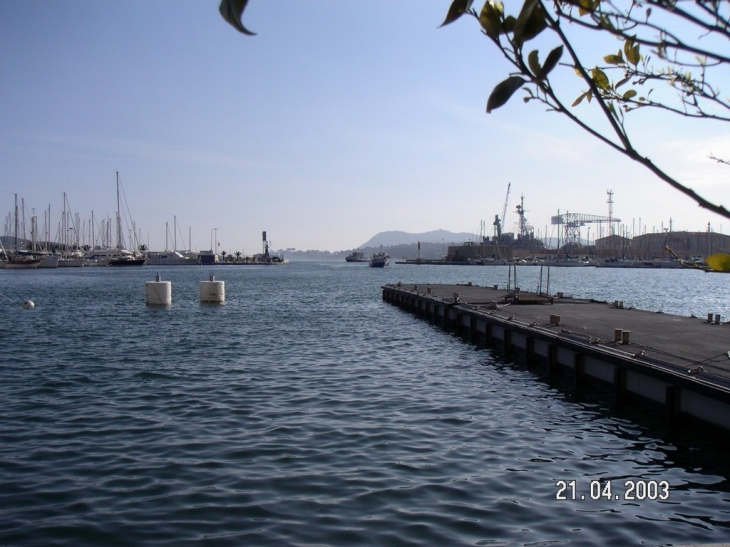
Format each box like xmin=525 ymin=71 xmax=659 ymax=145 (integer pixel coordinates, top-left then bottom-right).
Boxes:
xmin=2 ymin=1 xmax=729 ymax=254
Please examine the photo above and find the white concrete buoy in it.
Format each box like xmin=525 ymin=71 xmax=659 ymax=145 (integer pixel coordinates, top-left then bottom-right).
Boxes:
xmin=22 ymin=300 xmax=35 ymax=309
xmin=200 ymin=272 xmax=225 ymax=304
xmin=145 ymin=272 xmax=172 ymax=305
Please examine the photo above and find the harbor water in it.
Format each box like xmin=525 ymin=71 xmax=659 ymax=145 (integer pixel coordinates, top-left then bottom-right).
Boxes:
xmin=1 ymin=262 xmax=729 ymax=546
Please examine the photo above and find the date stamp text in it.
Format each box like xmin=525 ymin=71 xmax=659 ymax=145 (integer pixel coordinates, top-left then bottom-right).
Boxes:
xmin=555 ymin=479 xmax=670 ymax=501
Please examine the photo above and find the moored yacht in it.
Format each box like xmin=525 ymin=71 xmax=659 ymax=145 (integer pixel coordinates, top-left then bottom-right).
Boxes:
xmin=147 ymin=250 xmax=198 ymax=266
xmin=5 ymin=253 xmax=42 ymax=269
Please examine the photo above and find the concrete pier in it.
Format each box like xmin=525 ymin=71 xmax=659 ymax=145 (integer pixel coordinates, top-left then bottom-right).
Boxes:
xmin=382 ymin=282 xmax=730 ymax=432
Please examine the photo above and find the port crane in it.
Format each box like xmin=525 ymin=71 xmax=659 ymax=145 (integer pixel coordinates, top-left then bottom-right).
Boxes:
xmin=493 ymin=182 xmax=511 ymax=239
xmin=550 ymin=212 xmax=619 ymax=245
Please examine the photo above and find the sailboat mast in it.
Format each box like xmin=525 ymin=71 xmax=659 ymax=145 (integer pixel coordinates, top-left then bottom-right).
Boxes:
xmin=116 ymin=171 xmax=122 ymax=250
xmin=21 ymin=198 xmax=26 ymax=241
xmin=31 ymin=213 xmax=37 ymax=253
xmin=62 ymin=192 xmax=67 ymax=251
xmin=14 ymin=193 xmax=18 ymax=252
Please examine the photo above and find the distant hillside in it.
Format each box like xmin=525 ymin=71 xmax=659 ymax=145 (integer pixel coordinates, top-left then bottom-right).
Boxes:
xmin=359 ymin=229 xmax=477 ymax=248
xmin=281 ymin=229 xmax=560 ymax=261
xmin=282 ymin=229 xmax=483 ymax=261
xmin=283 ymin=241 xmax=453 ymax=262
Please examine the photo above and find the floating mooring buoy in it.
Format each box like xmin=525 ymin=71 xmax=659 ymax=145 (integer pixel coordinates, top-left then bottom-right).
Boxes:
xmin=145 ymin=272 xmax=172 ymax=305
xmin=200 ymin=273 xmax=225 ymax=304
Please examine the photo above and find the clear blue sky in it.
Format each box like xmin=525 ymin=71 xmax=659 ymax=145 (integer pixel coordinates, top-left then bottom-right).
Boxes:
xmin=2 ymin=1 xmax=729 ymax=253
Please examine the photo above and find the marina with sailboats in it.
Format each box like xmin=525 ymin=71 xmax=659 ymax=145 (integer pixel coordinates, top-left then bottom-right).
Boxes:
xmin=7 ymin=181 xmax=730 ymax=271
xmin=1 ymin=173 xmax=146 ymax=269
xmin=1 ymin=173 xmax=290 ymax=269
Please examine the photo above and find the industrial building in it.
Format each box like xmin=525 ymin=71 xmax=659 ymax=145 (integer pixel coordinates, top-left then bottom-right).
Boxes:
xmin=595 ymin=231 xmax=730 ymax=259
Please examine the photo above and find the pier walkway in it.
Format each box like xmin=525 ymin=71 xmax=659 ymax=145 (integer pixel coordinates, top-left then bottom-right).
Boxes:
xmin=382 ymin=282 xmax=730 ymax=431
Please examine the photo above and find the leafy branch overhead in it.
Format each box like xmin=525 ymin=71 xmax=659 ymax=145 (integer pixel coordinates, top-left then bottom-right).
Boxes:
xmin=440 ymin=0 xmax=730 ymax=221
xmin=220 ymin=0 xmax=256 ymax=36
xmin=218 ymin=0 xmax=730 ymax=222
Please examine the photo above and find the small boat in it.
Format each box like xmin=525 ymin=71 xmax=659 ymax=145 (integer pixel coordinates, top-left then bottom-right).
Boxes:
xmin=5 ymin=253 xmax=42 ymax=269
xmin=547 ymin=256 xmax=593 ymax=267
xmin=251 ymin=252 xmax=289 ymax=265
xmin=148 ymin=217 xmax=199 ymax=266
xmin=147 ymin=250 xmax=198 ymax=266
xmin=82 ymin=173 xmax=146 ymax=267
xmin=37 ymin=254 xmax=60 ymax=268
xmin=369 ymin=251 xmax=390 ymax=268
xmin=58 ymin=251 xmax=85 ymax=267
xmin=86 ymin=247 xmax=144 ymax=266
xmin=106 ymin=172 xmax=145 ymax=267
xmin=3 ymin=194 xmax=43 ymax=269
xmin=108 ymin=255 xmax=146 ymax=267
xmin=596 ymin=257 xmax=644 ymax=268
xmin=83 ymin=258 xmax=109 ymax=267
xmin=345 ymin=251 xmax=368 ymax=263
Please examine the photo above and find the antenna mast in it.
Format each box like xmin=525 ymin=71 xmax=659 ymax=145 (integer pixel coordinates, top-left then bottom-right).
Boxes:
xmin=607 ymin=189 xmax=614 ymax=236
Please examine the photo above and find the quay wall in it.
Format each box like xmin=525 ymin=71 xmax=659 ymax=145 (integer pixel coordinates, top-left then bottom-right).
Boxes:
xmin=382 ymin=283 xmax=730 ymax=432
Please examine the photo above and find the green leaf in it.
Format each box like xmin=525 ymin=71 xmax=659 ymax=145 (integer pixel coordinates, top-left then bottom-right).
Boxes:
xmin=502 ymin=15 xmax=517 ymax=33
xmin=538 ymin=45 xmax=563 ymax=79
xmin=440 ymin=0 xmax=475 ymax=27
xmin=624 ymin=38 xmax=641 ymax=65
xmin=479 ymin=1 xmax=504 ymax=39
xmin=603 ymin=51 xmax=624 ymax=65
xmin=572 ymin=91 xmax=589 ymax=106
xmin=514 ymin=0 xmax=538 ymax=41
xmin=591 ymin=68 xmax=610 ymax=90
xmin=597 ymin=14 xmax=615 ymax=31
xmin=219 ymin=0 xmax=256 ymax=35
xmin=577 ymin=0 xmax=600 ymax=16
xmin=615 ymin=75 xmax=631 ymax=89
xmin=528 ymin=50 xmax=541 ymax=77
xmin=622 ymin=89 xmax=637 ymax=100
xmin=514 ymin=0 xmax=547 ymax=45
xmin=486 ymin=76 xmax=527 ymax=112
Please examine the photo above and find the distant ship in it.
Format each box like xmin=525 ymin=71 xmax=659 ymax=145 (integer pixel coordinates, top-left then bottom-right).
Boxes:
xmin=369 ymin=252 xmax=390 ymax=268
xmin=345 ymin=251 xmax=368 ymax=263
xmin=252 ymin=231 xmax=289 ymax=265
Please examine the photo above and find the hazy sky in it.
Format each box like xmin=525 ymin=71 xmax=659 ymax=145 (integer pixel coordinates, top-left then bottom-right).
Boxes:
xmin=2 ymin=1 xmax=729 ymax=253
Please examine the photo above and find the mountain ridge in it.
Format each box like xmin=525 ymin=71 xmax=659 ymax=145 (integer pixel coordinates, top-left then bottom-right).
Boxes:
xmin=358 ymin=229 xmax=477 ymax=249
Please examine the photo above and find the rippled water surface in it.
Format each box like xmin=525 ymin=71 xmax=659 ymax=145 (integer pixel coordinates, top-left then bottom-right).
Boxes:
xmin=1 ymin=263 xmax=729 ymax=546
